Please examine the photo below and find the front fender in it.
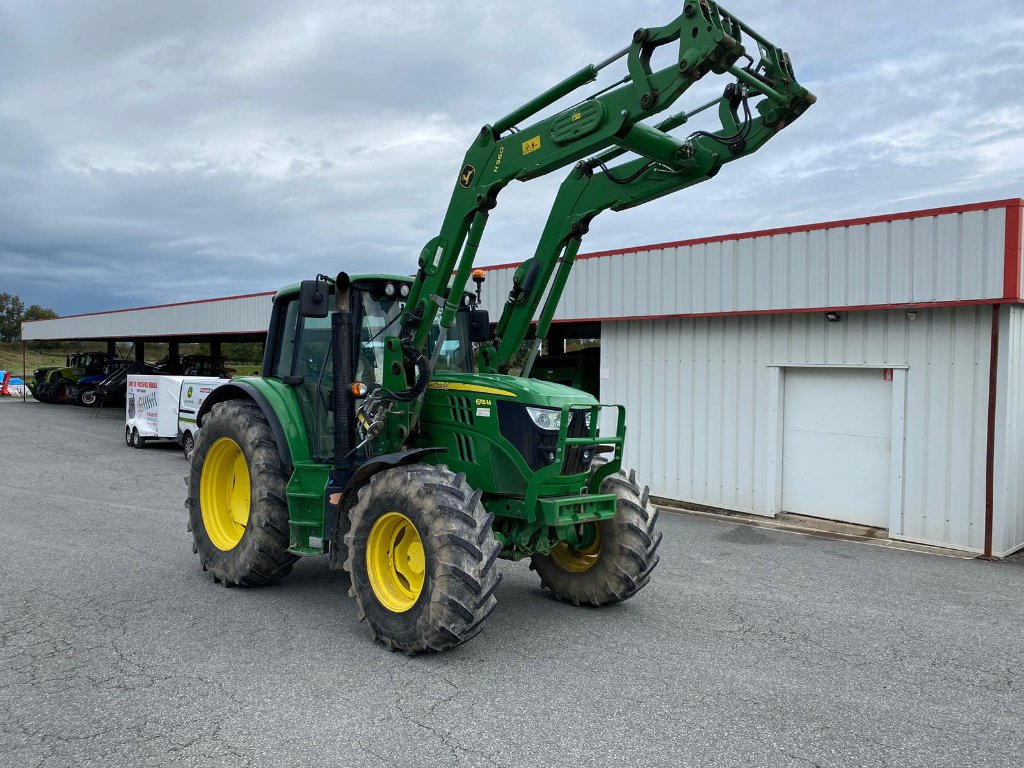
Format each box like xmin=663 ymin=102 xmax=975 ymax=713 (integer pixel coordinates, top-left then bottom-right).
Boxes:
xmin=326 ymin=448 xmax=446 ymax=569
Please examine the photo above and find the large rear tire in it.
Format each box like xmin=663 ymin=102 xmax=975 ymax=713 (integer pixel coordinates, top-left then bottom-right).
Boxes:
xmin=344 ymin=463 xmax=501 ymax=654
xmin=530 ymin=466 xmax=662 ymax=606
xmin=187 ymin=400 xmax=298 ymax=587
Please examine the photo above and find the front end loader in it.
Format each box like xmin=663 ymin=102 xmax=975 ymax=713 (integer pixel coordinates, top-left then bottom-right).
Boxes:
xmin=188 ymin=2 xmax=815 ymax=653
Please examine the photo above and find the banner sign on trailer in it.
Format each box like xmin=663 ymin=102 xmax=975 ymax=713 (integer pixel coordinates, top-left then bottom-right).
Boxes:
xmin=126 ymin=377 xmax=161 ymax=434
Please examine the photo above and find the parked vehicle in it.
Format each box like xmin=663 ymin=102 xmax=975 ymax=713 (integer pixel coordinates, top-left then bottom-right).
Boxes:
xmin=30 ymin=352 xmax=108 ymax=403
xmin=187 ymin=2 xmax=815 ymax=654
xmin=70 ymin=358 xmax=133 ymax=407
xmin=125 ymin=375 xmax=229 ymax=456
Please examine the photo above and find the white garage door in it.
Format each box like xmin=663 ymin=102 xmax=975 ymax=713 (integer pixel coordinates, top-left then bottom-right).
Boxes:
xmin=782 ymin=368 xmax=893 ymax=528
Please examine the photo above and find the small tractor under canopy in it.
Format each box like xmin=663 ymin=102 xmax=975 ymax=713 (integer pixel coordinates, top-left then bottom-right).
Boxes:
xmin=188 ymin=1 xmax=815 ymax=653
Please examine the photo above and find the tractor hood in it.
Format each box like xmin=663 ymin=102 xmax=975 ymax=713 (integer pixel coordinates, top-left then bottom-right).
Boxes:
xmin=426 ymin=372 xmax=597 ymax=407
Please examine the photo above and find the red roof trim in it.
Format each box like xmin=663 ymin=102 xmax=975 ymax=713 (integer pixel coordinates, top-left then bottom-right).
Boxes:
xmin=21 ymin=290 xmax=276 ymax=324
xmin=479 ymin=197 xmax=1024 ymax=272
xmin=547 ymin=298 xmax=1018 ymax=325
xmin=1004 ymin=201 xmax=1023 ymax=301
xmin=20 ymin=329 xmax=270 ymax=341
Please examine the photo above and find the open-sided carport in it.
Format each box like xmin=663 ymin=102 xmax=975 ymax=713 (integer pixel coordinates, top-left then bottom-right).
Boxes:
xmin=20 ymin=291 xmax=273 ymax=367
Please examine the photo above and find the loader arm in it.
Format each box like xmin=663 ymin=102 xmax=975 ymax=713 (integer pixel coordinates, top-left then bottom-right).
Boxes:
xmin=381 ymin=1 xmax=814 ymax=447
xmin=493 ymin=66 xmax=812 ymax=368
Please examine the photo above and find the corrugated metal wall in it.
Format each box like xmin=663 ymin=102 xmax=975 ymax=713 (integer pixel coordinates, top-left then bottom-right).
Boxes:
xmin=22 ymin=293 xmax=275 ymax=340
xmin=482 ymin=207 xmax=1008 ymax=320
xmin=601 ymin=307 xmax=993 ymax=553
xmin=995 ymin=305 xmax=1024 ymax=556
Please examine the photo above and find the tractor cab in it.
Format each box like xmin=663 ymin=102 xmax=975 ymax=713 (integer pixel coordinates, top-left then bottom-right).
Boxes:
xmin=262 ymin=275 xmax=480 ymax=462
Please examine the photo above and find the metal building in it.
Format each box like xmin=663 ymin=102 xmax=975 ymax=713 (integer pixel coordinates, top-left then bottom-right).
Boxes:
xmin=21 ymin=290 xmax=274 ymax=364
xmin=481 ymin=198 xmax=1024 ymax=557
xmin=22 ymin=292 xmax=274 ymax=342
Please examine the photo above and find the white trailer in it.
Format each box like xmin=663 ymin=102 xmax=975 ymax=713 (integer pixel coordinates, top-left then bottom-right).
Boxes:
xmin=125 ymin=375 xmax=229 ymax=456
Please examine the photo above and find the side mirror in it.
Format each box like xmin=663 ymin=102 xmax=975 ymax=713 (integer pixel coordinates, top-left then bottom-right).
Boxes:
xmin=299 ymin=279 xmax=330 ymax=318
xmin=468 ymin=310 xmax=491 ymax=342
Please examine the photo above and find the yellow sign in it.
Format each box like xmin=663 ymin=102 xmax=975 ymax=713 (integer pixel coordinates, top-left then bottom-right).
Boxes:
xmin=571 ymin=112 xmax=582 ymax=122
xmin=522 ymin=136 xmax=542 ymax=156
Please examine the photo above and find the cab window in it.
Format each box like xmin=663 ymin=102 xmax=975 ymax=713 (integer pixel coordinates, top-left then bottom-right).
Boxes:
xmin=294 ymin=313 xmax=334 ymax=462
xmin=271 ymin=298 xmax=300 ymax=378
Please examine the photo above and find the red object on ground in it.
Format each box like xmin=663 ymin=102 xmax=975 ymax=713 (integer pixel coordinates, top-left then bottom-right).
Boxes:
xmin=0 ymin=372 xmax=10 ymax=396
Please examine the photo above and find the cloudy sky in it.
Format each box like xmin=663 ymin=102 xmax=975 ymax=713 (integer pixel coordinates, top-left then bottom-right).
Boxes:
xmin=0 ymin=0 xmax=1021 ymax=315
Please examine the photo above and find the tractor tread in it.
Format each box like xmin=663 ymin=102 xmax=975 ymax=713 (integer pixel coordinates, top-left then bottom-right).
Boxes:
xmin=343 ymin=463 xmax=501 ymax=655
xmin=530 ymin=463 xmax=661 ymax=607
xmin=186 ymin=400 xmax=298 ymax=588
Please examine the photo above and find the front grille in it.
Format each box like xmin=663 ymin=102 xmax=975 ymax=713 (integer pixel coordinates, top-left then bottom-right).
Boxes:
xmin=561 ymin=411 xmax=591 ymax=475
xmin=497 ymin=402 xmax=594 ymax=474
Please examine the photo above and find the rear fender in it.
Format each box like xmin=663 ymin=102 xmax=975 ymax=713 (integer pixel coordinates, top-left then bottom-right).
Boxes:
xmin=197 ymin=380 xmax=301 ymax=469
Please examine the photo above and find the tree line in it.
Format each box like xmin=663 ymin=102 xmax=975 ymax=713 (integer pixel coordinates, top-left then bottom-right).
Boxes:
xmin=0 ymin=292 xmax=59 ymax=342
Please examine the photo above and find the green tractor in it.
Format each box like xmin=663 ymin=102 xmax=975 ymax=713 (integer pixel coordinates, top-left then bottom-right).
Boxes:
xmin=31 ymin=352 xmax=108 ymax=403
xmin=189 ymin=3 xmax=814 ymax=653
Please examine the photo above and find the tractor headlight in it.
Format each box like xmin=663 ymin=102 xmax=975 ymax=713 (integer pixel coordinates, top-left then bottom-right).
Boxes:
xmin=383 ymin=282 xmax=396 ymax=297
xmin=399 ymin=283 xmax=410 ymax=298
xmin=526 ymin=406 xmax=562 ymax=432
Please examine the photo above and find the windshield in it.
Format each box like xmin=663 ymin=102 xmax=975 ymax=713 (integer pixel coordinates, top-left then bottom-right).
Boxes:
xmin=357 ymin=291 xmax=473 ymax=384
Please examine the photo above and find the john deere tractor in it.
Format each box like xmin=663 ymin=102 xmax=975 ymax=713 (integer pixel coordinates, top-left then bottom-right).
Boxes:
xmin=189 ymin=2 xmax=814 ymax=653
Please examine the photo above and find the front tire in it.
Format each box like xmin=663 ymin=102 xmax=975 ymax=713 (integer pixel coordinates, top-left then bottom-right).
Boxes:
xmin=530 ymin=466 xmax=662 ymax=606
xmin=344 ymin=463 xmax=501 ymax=654
xmin=187 ymin=400 xmax=297 ymax=587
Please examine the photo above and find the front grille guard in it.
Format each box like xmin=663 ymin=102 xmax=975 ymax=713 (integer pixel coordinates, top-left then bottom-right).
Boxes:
xmin=523 ymin=403 xmax=626 ymax=517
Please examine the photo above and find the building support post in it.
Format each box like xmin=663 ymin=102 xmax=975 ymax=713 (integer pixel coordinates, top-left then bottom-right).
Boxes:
xmin=983 ymin=303 xmax=1000 ymax=560
xmin=134 ymin=340 xmax=146 ymax=363
xmin=168 ymin=340 xmax=180 ymax=372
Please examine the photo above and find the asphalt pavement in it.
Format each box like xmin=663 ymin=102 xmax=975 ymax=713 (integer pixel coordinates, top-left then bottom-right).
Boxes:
xmin=2 ymin=398 xmax=1023 ymax=767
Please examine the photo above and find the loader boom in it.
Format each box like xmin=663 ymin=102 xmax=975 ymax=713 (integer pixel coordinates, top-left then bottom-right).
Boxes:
xmin=493 ymin=70 xmax=809 ymax=368
xmin=388 ymin=0 xmax=814 ymax=438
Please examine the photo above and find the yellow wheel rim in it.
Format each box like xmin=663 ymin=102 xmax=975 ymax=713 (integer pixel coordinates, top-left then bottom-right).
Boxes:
xmin=550 ymin=525 xmax=602 ymax=573
xmin=366 ymin=512 xmax=425 ymax=613
xmin=200 ymin=437 xmax=251 ymax=551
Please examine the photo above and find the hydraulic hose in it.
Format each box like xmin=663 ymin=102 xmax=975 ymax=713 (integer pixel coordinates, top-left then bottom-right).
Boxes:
xmin=386 ymin=343 xmax=431 ymax=403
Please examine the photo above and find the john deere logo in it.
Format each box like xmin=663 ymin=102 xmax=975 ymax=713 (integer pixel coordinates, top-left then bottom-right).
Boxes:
xmin=186 ymin=386 xmax=193 ymax=398
xmin=459 ymin=164 xmax=476 ymax=188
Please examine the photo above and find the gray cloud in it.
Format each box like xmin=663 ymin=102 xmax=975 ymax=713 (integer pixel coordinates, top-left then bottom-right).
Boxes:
xmin=0 ymin=0 xmax=1021 ymax=314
